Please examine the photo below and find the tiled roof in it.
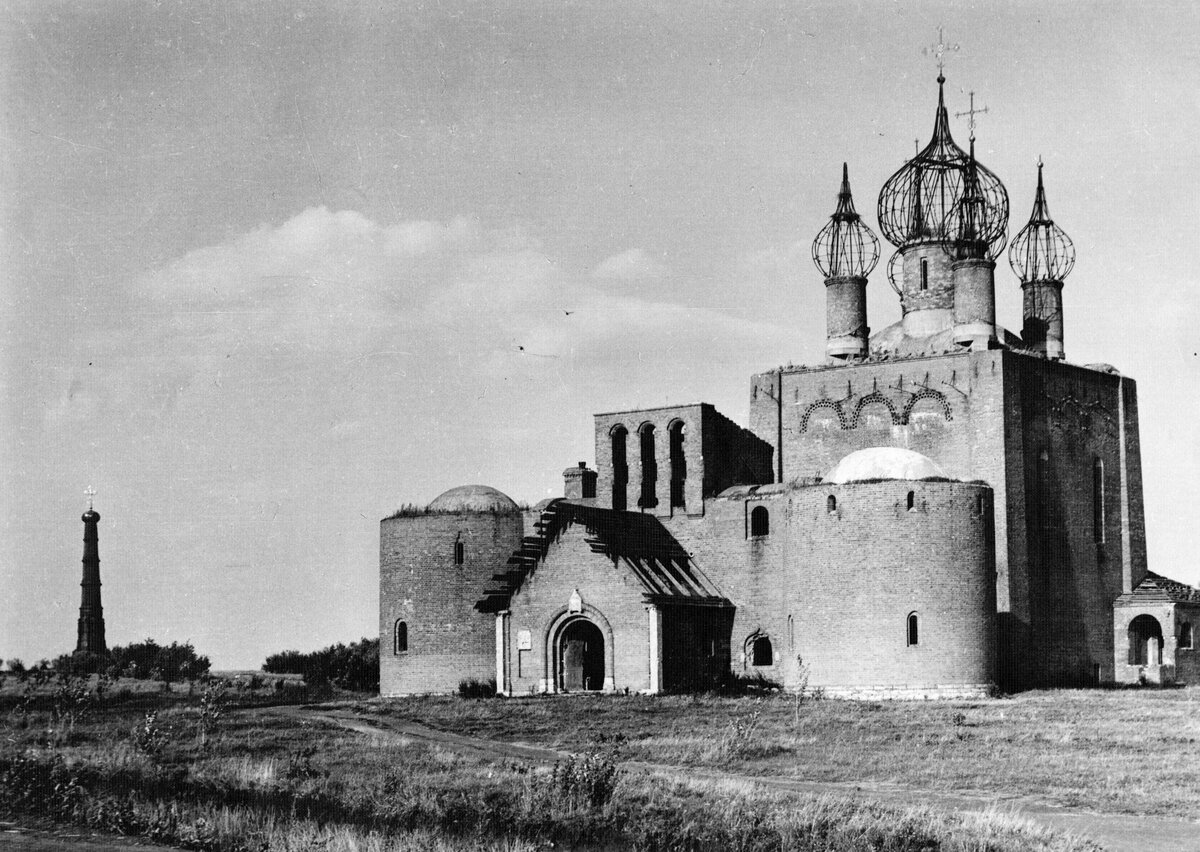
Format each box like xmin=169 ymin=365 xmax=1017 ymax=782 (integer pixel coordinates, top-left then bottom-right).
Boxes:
xmin=1134 ymin=571 xmax=1200 ymax=603
xmin=475 ymin=500 xmax=728 ymax=613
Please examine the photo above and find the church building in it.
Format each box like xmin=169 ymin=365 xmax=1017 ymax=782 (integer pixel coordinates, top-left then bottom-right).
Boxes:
xmin=380 ymin=72 xmax=1197 ymax=698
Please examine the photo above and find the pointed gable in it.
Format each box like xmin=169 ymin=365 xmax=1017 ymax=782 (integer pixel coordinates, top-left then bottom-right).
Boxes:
xmin=475 ymin=500 xmax=727 ymax=613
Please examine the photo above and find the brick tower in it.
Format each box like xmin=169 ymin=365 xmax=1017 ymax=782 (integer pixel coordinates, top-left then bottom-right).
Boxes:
xmin=76 ymin=487 xmax=106 ymax=654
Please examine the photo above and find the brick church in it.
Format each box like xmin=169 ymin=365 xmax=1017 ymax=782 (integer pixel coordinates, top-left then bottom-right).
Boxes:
xmin=380 ymin=73 xmax=1199 ymax=698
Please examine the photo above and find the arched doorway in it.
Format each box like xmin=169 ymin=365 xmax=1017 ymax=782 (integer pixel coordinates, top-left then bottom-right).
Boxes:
xmin=1128 ymin=614 xmax=1164 ymax=666
xmin=559 ymin=618 xmax=605 ymax=691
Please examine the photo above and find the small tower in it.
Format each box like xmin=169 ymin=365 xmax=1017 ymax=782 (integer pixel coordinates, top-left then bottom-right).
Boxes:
xmin=1008 ymin=162 xmax=1075 ymax=360
xmin=945 ymin=136 xmax=1009 ymax=349
xmin=812 ymin=163 xmax=879 ymax=361
xmin=76 ymin=487 xmax=107 ymax=655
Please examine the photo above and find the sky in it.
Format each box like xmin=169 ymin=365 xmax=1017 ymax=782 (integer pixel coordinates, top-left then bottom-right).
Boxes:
xmin=3 ymin=1 xmax=1198 ymax=670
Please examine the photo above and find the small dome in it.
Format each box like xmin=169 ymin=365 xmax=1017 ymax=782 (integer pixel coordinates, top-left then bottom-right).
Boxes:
xmin=825 ymin=448 xmax=950 ymax=484
xmin=428 ymin=484 xmax=519 ymax=513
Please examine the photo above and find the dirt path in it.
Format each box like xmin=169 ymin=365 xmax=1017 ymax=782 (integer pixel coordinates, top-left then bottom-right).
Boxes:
xmin=288 ymin=706 xmax=1200 ymax=852
xmin=0 ymin=823 xmax=182 ymax=851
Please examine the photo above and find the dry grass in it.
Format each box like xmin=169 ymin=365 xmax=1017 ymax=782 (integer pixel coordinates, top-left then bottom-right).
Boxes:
xmin=0 ymin=682 xmax=1108 ymax=852
xmin=367 ymin=686 xmax=1200 ymax=818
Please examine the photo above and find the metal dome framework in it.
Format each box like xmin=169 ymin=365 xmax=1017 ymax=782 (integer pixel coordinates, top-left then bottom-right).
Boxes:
xmin=812 ymin=163 xmax=880 ymax=279
xmin=1008 ymin=163 xmax=1075 ymax=283
xmin=876 ymin=76 xmax=1008 ymax=254
xmin=942 ymin=141 xmax=1009 ymax=261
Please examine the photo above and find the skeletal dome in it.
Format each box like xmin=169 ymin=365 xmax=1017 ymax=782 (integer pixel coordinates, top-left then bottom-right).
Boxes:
xmin=877 ymin=76 xmax=1007 ymax=252
xmin=428 ymin=484 xmax=520 ymax=513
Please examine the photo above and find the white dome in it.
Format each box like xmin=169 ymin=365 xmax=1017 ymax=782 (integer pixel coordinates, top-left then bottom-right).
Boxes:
xmin=824 ymin=447 xmax=949 ymax=484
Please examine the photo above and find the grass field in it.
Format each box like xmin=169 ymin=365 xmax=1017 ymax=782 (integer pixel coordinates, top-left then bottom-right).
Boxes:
xmin=3 ymin=676 xmax=1193 ymax=851
xmin=365 ymin=687 xmax=1200 ymax=819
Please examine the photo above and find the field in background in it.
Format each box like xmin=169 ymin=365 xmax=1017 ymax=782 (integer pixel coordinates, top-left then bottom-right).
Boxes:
xmin=4 ymin=678 xmax=1194 ymax=850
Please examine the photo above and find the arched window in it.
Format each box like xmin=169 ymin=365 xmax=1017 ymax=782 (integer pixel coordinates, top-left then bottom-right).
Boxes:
xmin=906 ymin=491 xmax=915 ymax=511
xmin=454 ymin=539 xmax=464 ymax=565
xmin=1093 ymin=458 xmax=1106 ymax=543
xmin=788 ymin=615 xmax=795 ymax=650
xmin=639 ymin=424 xmax=657 ymax=509
xmin=611 ymin=425 xmax=628 ymax=511
xmin=669 ymin=421 xmax=686 ymax=509
xmin=394 ymin=620 xmax=408 ymax=654
xmin=827 ymin=494 xmax=837 ymax=514
xmin=907 ymin=612 xmax=919 ymax=647
xmin=750 ymin=505 xmax=770 ymax=537
xmin=751 ymin=635 xmax=773 ymax=666
xmin=1180 ymin=622 xmax=1194 ymax=651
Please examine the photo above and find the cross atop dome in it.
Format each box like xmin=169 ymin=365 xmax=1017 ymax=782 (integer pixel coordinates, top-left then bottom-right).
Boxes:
xmin=922 ymin=25 xmax=959 ymax=78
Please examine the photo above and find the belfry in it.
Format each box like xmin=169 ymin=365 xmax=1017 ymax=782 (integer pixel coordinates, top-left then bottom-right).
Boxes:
xmin=76 ymin=487 xmax=107 ymax=655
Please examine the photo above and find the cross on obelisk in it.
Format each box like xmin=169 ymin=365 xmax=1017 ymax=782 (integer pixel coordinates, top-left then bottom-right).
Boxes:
xmin=84 ymin=485 xmax=97 ymax=510
xmin=955 ymin=91 xmax=989 ymax=141
xmin=922 ymin=25 xmax=959 ymax=76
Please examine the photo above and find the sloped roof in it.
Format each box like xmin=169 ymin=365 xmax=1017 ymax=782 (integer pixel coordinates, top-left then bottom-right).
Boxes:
xmin=475 ymin=500 xmax=728 ymax=613
xmin=1129 ymin=571 xmax=1200 ymax=604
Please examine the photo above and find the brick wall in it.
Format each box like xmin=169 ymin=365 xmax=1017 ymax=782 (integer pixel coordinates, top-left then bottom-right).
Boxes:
xmin=593 ymin=403 xmax=770 ymax=518
xmin=663 ymin=479 xmax=996 ymax=696
xmin=502 ymin=524 xmax=657 ymax=694
xmin=379 ymin=510 xmax=524 ymax=695
xmin=747 ymin=348 xmax=1146 ymax=690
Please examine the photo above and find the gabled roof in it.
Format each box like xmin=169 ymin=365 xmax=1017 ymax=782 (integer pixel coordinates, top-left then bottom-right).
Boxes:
xmin=475 ymin=500 xmax=728 ymax=613
xmin=1122 ymin=571 xmax=1200 ymax=604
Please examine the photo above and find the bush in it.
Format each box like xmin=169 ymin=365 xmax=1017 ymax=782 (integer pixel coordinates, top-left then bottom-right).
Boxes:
xmin=106 ymin=639 xmax=210 ymax=683
xmin=262 ymin=637 xmax=379 ymax=692
xmin=458 ymin=678 xmax=497 ymax=698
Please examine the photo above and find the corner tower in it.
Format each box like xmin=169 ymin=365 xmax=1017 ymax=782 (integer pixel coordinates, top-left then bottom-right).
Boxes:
xmin=1009 ymin=162 xmax=1075 ymax=360
xmin=76 ymin=487 xmax=107 ymax=655
xmin=812 ymin=163 xmax=879 ymax=362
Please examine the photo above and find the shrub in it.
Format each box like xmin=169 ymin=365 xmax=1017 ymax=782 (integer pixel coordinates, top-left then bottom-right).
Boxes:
xmin=132 ymin=710 xmax=170 ymax=759
xmin=458 ymin=678 xmax=497 ymax=699
xmin=107 ymin=639 xmax=210 ymax=684
xmin=262 ymin=637 xmax=379 ymax=692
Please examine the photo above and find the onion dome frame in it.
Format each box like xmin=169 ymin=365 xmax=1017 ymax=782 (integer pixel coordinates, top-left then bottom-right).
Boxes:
xmin=1008 ymin=162 xmax=1075 ymax=282
xmin=812 ymin=163 xmax=880 ymax=279
xmin=876 ymin=76 xmax=1008 ymax=253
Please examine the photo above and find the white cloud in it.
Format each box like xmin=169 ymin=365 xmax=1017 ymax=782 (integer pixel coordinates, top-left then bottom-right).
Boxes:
xmin=591 ymin=248 xmax=670 ymax=281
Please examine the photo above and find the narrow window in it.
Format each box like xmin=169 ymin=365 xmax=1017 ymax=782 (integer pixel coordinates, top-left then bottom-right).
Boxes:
xmin=907 ymin=612 xmax=919 ymax=647
xmin=639 ymin=424 xmax=657 ymax=509
xmin=976 ymin=493 xmax=986 ymax=517
xmin=906 ymin=490 xmax=915 ymax=511
xmin=1181 ymin=622 xmax=1194 ymax=650
xmin=788 ymin=615 xmax=795 ymax=651
xmin=1037 ymin=449 xmax=1051 ymax=529
xmin=827 ymin=494 xmax=837 ymax=514
xmin=454 ymin=539 xmax=464 ymax=565
xmin=611 ymin=426 xmax=628 ymax=511
xmin=920 ymin=258 xmax=929 ymax=291
xmin=669 ymin=421 xmax=686 ymax=509
xmin=751 ymin=635 xmax=773 ymax=666
xmin=1093 ymin=458 xmax=1106 ymax=543
xmin=750 ymin=505 xmax=770 ymax=537
xmin=394 ymin=620 xmax=408 ymax=654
